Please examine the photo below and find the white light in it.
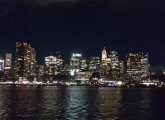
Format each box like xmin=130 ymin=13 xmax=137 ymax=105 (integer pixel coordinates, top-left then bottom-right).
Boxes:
xmin=70 ymin=70 xmax=75 ymax=76
xmin=0 ymin=59 xmax=4 ymax=62
xmin=117 ymin=81 xmax=123 ymax=86
xmin=72 ymin=53 xmax=82 ymax=57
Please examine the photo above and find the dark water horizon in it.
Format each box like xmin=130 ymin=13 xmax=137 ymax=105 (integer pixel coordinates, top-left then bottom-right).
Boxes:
xmin=0 ymin=86 xmax=165 ymax=120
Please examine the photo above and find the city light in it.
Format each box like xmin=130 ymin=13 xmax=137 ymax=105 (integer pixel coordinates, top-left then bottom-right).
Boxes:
xmin=0 ymin=42 xmax=164 ymax=88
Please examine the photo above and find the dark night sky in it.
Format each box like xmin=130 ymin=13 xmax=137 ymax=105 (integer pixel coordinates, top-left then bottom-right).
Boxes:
xmin=0 ymin=0 xmax=165 ymax=67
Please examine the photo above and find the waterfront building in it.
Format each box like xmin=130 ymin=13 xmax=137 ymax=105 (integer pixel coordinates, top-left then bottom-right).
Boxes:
xmin=0 ymin=58 xmax=4 ymax=80
xmin=126 ymin=52 xmax=150 ymax=80
xmin=4 ymin=53 xmax=14 ymax=80
xmin=16 ymin=42 xmax=36 ymax=77
xmin=75 ymin=71 xmax=92 ymax=83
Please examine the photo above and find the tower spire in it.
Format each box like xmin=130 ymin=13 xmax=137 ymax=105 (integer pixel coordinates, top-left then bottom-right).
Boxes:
xmin=101 ymin=47 xmax=108 ymax=74
xmin=101 ymin=47 xmax=107 ymax=63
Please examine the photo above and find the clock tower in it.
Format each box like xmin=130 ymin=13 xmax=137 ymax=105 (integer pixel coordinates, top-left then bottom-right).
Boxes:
xmin=101 ymin=47 xmax=108 ymax=74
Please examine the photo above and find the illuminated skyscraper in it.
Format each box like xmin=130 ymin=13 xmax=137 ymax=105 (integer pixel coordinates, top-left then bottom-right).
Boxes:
xmin=89 ymin=57 xmax=100 ymax=72
xmin=44 ymin=56 xmax=57 ymax=75
xmin=119 ymin=60 xmax=125 ymax=76
xmin=16 ymin=42 xmax=36 ymax=77
xmin=80 ymin=59 xmax=88 ymax=70
xmin=70 ymin=53 xmax=82 ymax=76
xmin=126 ymin=52 xmax=150 ymax=80
xmin=54 ymin=52 xmax=64 ymax=72
xmin=101 ymin=47 xmax=108 ymax=74
xmin=105 ymin=51 xmax=125 ymax=79
xmin=5 ymin=53 xmax=12 ymax=70
xmin=107 ymin=51 xmax=121 ymax=79
xmin=36 ymin=65 xmax=44 ymax=76
xmin=0 ymin=58 xmax=4 ymax=71
xmin=101 ymin=47 xmax=107 ymax=66
xmin=4 ymin=53 xmax=13 ymax=79
xmin=44 ymin=52 xmax=64 ymax=75
xmin=107 ymin=51 xmax=119 ymax=69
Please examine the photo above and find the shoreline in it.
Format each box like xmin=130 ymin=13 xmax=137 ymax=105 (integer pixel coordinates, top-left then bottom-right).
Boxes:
xmin=0 ymin=83 xmax=164 ymax=88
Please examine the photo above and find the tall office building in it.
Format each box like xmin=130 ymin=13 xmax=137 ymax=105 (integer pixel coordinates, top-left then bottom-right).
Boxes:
xmin=101 ymin=47 xmax=108 ymax=74
xmin=126 ymin=52 xmax=150 ymax=80
xmin=107 ymin=51 xmax=121 ymax=79
xmin=4 ymin=53 xmax=13 ymax=80
xmin=107 ymin=51 xmax=119 ymax=69
xmin=5 ymin=53 xmax=12 ymax=70
xmin=70 ymin=53 xmax=82 ymax=76
xmin=44 ymin=52 xmax=64 ymax=75
xmin=141 ymin=53 xmax=150 ymax=77
xmin=0 ymin=58 xmax=4 ymax=71
xmin=80 ymin=59 xmax=88 ymax=71
xmin=44 ymin=56 xmax=57 ymax=75
xmin=16 ymin=42 xmax=36 ymax=77
xmin=89 ymin=57 xmax=100 ymax=72
xmin=101 ymin=47 xmax=107 ymax=66
xmin=54 ymin=52 xmax=64 ymax=72
xmin=36 ymin=65 xmax=44 ymax=76
xmin=119 ymin=60 xmax=125 ymax=76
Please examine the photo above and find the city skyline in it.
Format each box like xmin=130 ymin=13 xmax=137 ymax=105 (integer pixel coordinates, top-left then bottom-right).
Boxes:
xmin=0 ymin=0 xmax=165 ymax=67
xmin=0 ymin=43 xmax=152 ymax=86
xmin=0 ymin=41 xmax=162 ymax=73
xmin=1 ymin=1 xmax=165 ymax=120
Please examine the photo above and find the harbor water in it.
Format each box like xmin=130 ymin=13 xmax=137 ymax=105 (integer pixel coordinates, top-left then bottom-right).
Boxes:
xmin=0 ymin=86 xmax=165 ymax=120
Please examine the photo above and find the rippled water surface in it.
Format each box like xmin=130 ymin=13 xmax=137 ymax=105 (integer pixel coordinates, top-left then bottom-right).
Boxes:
xmin=0 ymin=86 xmax=165 ymax=120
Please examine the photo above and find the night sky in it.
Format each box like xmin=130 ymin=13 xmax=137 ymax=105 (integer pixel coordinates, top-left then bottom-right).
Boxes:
xmin=0 ymin=0 xmax=165 ymax=67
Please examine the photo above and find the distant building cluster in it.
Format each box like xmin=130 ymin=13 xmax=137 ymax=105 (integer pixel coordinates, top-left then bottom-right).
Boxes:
xmin=0 ymin=42 xmax=152 ymax=83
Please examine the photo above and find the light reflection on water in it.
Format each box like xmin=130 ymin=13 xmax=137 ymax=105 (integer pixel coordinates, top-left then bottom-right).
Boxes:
xmin=0 ymin=86 xmax=165 ymax=120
